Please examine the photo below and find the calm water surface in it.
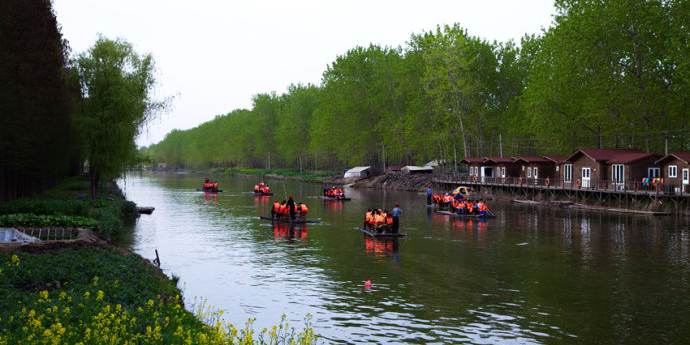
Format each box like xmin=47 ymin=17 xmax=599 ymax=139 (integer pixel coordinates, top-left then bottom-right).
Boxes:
xmin=118 ymin=172 xmax=690 ymax=344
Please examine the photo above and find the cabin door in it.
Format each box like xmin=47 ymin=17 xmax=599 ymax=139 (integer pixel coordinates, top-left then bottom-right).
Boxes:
xmin=481 ymin=166 xmax=493 ymax=183
xmin=582 ymin=168 xmax=591 ymax=188
xmin=683 ymin=169 xmax=689 ymax=185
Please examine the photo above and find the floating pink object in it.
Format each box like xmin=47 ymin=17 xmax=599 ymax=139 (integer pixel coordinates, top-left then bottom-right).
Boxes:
xmin=364 ymin=280 xmax=372 ymax=289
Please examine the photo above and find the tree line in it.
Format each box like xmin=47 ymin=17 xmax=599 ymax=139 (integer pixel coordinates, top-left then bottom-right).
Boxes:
xmin=145 ymin=0 xmax=688 ymax=172
xmin=0 ymin=0 xmax=164 ymax=204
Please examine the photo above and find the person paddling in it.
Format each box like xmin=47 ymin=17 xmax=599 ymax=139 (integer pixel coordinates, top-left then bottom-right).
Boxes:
xmin=391 ymin=203 xmax=402 ymax=234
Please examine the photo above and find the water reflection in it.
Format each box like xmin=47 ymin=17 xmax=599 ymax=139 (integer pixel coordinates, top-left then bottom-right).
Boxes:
xmin=272 ymin=222 xmax=308 ymax=243
xmin=119 ymin=173 xmax=690 ymax=345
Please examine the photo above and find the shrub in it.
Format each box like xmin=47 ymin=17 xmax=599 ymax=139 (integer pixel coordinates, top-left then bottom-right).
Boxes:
xmin=0 ymin=213 xmax=98 ymax=228
xmin=0 ymin=199 xmax=90 ymax=217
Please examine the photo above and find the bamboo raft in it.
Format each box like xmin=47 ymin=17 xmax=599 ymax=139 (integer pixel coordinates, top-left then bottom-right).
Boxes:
xmin=247 ymin=191 xmax=274 ymax=196
xmin=196 ymin=189 xmax=223 ymax=193
xmin=259 ymin=216 xmax=320 ymax=224
xmin=435 ymin=210 xmax=496 ymax=218
xmin=358 ymin=227 xmax=407 ymax=237
xmin=319 ymin=196 xmax=351 ymax=201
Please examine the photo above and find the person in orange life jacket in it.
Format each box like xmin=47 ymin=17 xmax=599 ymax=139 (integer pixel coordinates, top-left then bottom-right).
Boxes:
xmin=278 ymin=201 xmax=287 ymax=217
xmin=271 ymin=200 xmax=280 ymax=218
xmin=287 ymin=196 xmax=296 ymax=220
xmin=297 ymin=203 xmax=308 ymax=218
xmin=385 ymin=210 xmax=393 ymax=226
xmin=364 ymin=208 xmax=373 ymax=229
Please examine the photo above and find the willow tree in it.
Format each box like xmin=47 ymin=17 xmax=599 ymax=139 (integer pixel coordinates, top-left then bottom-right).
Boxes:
xmin=72 ymin=36 xmax=167 ymax=198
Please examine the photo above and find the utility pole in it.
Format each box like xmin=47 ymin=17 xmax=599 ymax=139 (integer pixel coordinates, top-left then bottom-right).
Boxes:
xmin=499 ymin=133 xmax=503 ymax=157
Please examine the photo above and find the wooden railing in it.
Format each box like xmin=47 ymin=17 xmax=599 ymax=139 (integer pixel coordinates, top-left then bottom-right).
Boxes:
xmin=433 ymin=173 xmax=690 ymax=196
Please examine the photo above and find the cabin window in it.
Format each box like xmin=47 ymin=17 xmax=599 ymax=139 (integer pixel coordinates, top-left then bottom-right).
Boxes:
xmin=669 ymin=165 xmax=677 ymax=178
xmin=564 ymin=164 xmax=573 ymax=183
xmin=648 ymin=167 xmax=660 ymax=178
xmin=612 ymin=164 xmax=624 ymax=183
xmin=527 ymin=167 xmax=532 ymax=178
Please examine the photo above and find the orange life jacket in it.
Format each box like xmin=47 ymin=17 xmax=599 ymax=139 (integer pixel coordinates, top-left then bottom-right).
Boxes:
xmin=272 ymin=202 xmax=280 ymax=211
xmin=299 ymin=204 xmax=308 ymax=213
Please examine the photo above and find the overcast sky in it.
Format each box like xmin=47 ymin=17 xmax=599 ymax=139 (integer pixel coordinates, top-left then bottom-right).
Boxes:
xmin=52 ymin=0 xmax=556 ymax=147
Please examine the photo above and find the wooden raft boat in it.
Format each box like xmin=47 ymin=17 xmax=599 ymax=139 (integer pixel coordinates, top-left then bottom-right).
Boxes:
xmin=319 ymin=196 xmax=351 ymax=201
xmin=435 ymin=210 xmax=496 ymax=218
xmin=247 ymin=191 xmax=274 ymax=196
xmin=196 ymin=189 xmax=223 ymax=193
xmin=259 ymin=216 xmax=319 ymax=224
xmin=358 ymin=227 xmax=407 ymax=237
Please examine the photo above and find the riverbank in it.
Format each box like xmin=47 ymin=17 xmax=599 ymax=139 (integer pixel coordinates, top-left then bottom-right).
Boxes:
xmin=0 ymin=176 xmax=320 ymax=345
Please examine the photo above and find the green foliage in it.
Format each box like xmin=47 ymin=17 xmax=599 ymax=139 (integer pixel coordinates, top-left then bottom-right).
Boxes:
xmin=145 ymin=1 xmax=688 ymax=169
xmin=0 ymin=199 xmax=91 ymax=217
xmin=0 ymin=251 xmax=321 ymax=344
xmin=0 ymin=213 xmax=98 ymax=228
xmin=71 ymin=36 xmax=168 ymax=198
xmin=0 ymin=0 xmax=81 ymax=204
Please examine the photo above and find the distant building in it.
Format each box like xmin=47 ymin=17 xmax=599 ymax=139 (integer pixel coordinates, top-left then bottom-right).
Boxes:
xmin=157 ymin=162 xmax=167 ymax=170
xmin=344 ymin=166 xmax=371 ymax=179
xmin=402 ymin=165 xmax=433 ymax=174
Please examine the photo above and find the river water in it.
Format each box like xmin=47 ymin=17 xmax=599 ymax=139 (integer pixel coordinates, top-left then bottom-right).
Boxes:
xmin=118 ymin=172 xmax=690 ymax=344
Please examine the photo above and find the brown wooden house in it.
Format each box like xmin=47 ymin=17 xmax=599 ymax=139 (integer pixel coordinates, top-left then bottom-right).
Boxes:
xmin=484 ymin=157 xmax=519 ymax=182
xmin=655 ymin=152 xmax=690 ymax=193
xmin=543 ymin=155 xmax=568 ymax=184
xmin=566 ymin=148 xmax=643 ymax=188
xmin=460 ymin=158 xmax=485 ymax=179
xmin=606 ymin=152 xmax=661 ymax=190
xmin=512 ymin=156 xmax=555 ymax=184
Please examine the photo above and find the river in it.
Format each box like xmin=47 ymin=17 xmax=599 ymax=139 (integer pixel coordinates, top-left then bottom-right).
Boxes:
xmin=118 ymin=172 xmax=690 ymax=344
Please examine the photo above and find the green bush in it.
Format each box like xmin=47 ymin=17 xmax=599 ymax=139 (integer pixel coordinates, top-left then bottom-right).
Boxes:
xmin=93 ymin=208 xmax=123 ymax=240
xmin=0 ymin=199 xmax=90 ymax=217
xmin=0 ymin=251 xmax=321 ymax=345
xmin=0 ymin=213 xmax=98 ymax=228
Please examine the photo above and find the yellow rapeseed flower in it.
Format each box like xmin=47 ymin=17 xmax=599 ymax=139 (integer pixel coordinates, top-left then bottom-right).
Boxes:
xmin=96 ymin=290 xmax=104 ymax=301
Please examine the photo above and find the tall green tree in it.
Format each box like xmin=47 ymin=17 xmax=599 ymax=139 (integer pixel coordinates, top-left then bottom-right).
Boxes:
xmin=0 ymin=0 xmax=78 ymax=204
xmin=72 ymin=36 xmax=167 ymax=198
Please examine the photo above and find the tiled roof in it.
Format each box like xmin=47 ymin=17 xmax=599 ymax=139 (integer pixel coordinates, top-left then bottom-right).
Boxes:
xmin=484 ymin=156 xmax=515 ymax=163
xmin=512 ymin=156 xmax=550 ymax=163
xmin=543 ymin=155 xmax=567 ymax=163
xmin=607 ymin=152 xmax=659 ymax=164
xmin=460 ymin=158 xmax=485 ymax=163
xmin=654 ymin=152 xmax=690 ymax=165
xmin=566 ymin=148 xmax=641 ymax=162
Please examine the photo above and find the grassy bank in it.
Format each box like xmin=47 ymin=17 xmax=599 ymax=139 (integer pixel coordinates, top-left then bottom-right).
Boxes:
xmin=0 ymin=250 xmax=318 ymax=344
xmin=211 ymin=167 xmax=339 ymax=183
xmin=0 ymin=176 xmax=321 ymax=344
